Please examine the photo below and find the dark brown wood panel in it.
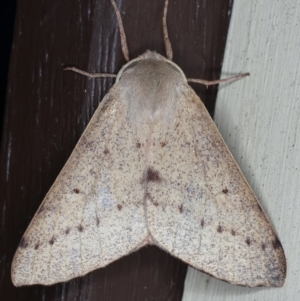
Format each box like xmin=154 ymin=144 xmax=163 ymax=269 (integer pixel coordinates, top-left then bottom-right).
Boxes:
xmin=0 ymin=0 xmax=233 ymax=300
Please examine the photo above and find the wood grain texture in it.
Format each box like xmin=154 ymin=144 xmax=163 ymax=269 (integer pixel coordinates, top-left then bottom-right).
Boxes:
xmin=183 ymin=0 xmax=300 ymax=300
xmin=0 ymin=0 xmax=233 ymax=300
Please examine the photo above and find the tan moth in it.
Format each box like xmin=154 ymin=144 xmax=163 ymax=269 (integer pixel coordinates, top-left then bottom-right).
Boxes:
xmin=11 ymin=0 xmax=286 ymax=287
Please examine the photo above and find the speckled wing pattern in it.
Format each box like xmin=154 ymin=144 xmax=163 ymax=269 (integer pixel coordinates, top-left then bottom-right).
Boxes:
xmin=11 ymin=87 xmax=149 ymax=286
xmin=146 ymin=86 xmax=286 ymax=287
xmin=12 ymin=52 xmax=286 ymax=287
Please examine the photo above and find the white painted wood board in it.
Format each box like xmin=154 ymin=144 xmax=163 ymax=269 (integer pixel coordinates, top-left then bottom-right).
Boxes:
xmin=182 ymin=0 xmax=300 ymax=300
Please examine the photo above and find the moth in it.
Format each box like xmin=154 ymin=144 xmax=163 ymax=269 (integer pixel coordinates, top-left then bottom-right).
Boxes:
xmin=11 ymin=0 xmax=286 ymax=287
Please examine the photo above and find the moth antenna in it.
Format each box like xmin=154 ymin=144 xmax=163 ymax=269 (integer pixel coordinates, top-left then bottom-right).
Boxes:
xmin=64 ymin=67 xmax=117 ymax=78
xmin=163 ymin=0 xmax=173 ymax=60
xmin=110 ymin=0 xmax=130 ymax=62
xmin=188 ymin=72 xmax=250 ymax=89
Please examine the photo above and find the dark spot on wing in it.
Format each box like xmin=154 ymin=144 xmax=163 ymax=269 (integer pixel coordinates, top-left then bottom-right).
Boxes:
xmin=65 ymin=227 xmax=71 ymax=235
xmin=89 ymin=169 xmax=96 ymax=176
xmin=146 ymin=192 xmax=158 ymax=206
xmin=201 ymin=218 xmax=205 ymax=228
xmin=38 ymin=206 xmax=45 ymax=214
xmin=78 ymin=225 xmax=84 ymax=232
xmin=271 ymin=274 xmax=281 ymax=283
xmin=246 ymin=238 xmax=251 ymax=246
xmin=272 ymin=237 xmax=282 ymax=250
xmin=96 ymin=217 xmax=100 ymax=226
xmin=231 ymin=229 xmax=236 ymax=236
xmin=49 ymin=236 xmax=56 ymax=245
xmin=117 ymin=204 xmax=123 ymax=211
xmin=85 ymin=141 xmax=95 ymax=150
xmin=262 ymin=243 xmax=266 ymax=251
xmin=103 ymin=148 xmax=109 ymax=155
xmin=178 ymin=204 xmax=183 ymax=213
xmin=217 ymin=225 xmax=223 ymax=233
xmin=19 ymin=237 xmax=28 ymax=249
xmin=222 ymin=188 xmax=228 ymax=194
xmin=136 ymin=142 xmax=141 ymax=148
xmin=175 ymin=123 xmax=179 ymax=128
xmin=160 ymin=142 xmax=166 ymax=147
xmin=257 ymin=204 xmax=263 ymax=212
xmin=73 ymin=188 xmax=80 ymax=194
xmin=146 ymin=167 xmax=161 ymax=182
xmin=34 ymin=242 xmax=40 ymax=250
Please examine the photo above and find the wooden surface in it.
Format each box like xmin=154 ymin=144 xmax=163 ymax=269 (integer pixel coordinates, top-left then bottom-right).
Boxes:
xmin=183 ymin=0 xmax=300 ymax=300
xmin=0 ymin=0 xmax=233 ymax=300
xmin=0 ymin=0 xmax=17 ymax=141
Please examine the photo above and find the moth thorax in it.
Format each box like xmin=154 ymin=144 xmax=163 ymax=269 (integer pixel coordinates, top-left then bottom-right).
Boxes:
xmin=119 ymin=58 xmax=185 ymax=126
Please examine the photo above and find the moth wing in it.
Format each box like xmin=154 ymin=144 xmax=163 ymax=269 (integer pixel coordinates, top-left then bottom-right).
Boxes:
xmin=12 ymin=86 xmax=148 ymax=286
xmin=146 ymin=86 xmax=286 ymax=287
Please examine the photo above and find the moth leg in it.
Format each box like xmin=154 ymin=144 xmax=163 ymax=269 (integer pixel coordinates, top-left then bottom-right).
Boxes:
xmin=64 ymin=67 xmax=117 ymax=79
xmin=163 ymin=0 xmax=173 ymax=60
xmin=187 ymin=73 xmax=250 ymax=88
xmin=109 ymin=0 xmax=130 ymax=62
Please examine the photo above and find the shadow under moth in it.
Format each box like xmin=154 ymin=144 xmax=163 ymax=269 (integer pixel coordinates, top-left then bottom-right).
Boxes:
xmin=11 ymin=0 xmax=286 ymax=287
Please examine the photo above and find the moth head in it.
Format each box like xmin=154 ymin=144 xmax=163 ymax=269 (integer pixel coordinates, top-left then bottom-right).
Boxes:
xmin=115 ymin=51 xmax=188 ymax=127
